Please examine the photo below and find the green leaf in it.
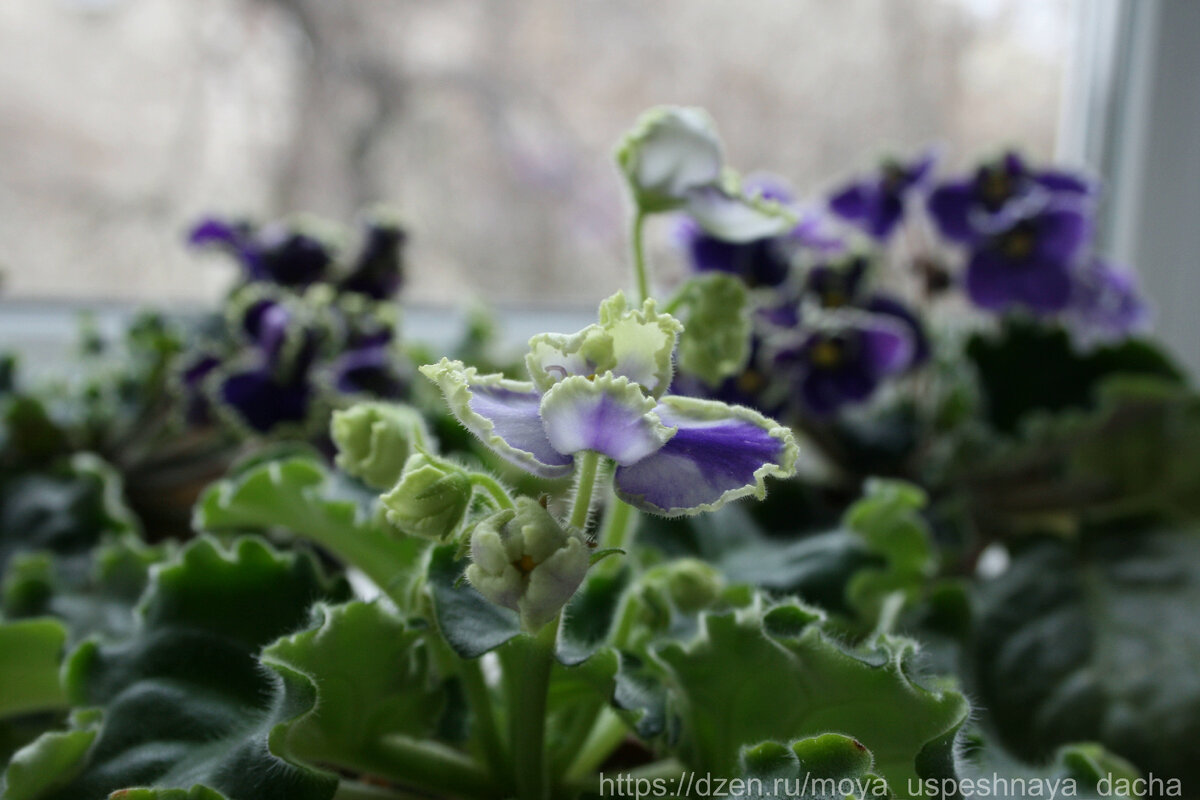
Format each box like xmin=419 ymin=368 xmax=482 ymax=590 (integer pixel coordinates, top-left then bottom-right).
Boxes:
xmin=3 ymin=536 xmax=349 ymax=800
xmin=966 ymin=319 xmax=1182 ymax=434
xmin=0 ymin=619 xmax=67 ymax=720
xmin=641 ymin=505 xmax=873 ymax=615
xmin=426 ymin=544 xmax=520 ymax=658
xmin=732 ymin=734 xmax=890 ymax=799
xmin=0 ymin=454 xmax=137 ymax=576
xmin=843 ymin=481 xmax=937 ymax=626
xmin=194 ymin=454 xmax=425 ymax=607
xmin=673 ymin=273 xmax=750 ymax=388
xmin=971 ymin=527 xmax=1200 ymax=786
xmin=651 ymin=597 xmax=968 ymax=795
xmin=557 ymin=568 xmax=629 ymax=666
xmin=3 ymin=535 xmax=170 ymax=644
xmin=262 ymin=601 xmax=446 ymax=780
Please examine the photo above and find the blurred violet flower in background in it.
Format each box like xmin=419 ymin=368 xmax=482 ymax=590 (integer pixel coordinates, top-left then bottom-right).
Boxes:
xmin=216 ymin=299 xmax=318 ymax=434
xmin=189 ymin=218 xmax=333 ymax=288
xmin=773 ymin=314 xmax=916 ymax=416
xmin=828 ymin=151 xmax=937 ymax=240
xmin=964 ymin=202 xmax=1091 ymax=313
xmin=927 ymin=151 xmax=1095 ymax=242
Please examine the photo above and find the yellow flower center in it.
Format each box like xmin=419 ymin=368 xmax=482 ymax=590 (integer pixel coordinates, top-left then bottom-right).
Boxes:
xmin=810 ymin=339 xmax=844 ymax=368
xmin=513 ymin=554 xmax=538 ymax=575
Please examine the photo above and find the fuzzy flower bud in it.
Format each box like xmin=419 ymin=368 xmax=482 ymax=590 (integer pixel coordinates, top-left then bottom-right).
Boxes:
xmin=466 ymin=497 xmax=590 ymax=630
xmin=332 ymin=402 xmax=430 ymax=490
xmin=380 ymin=453 xmax=472 ymax=541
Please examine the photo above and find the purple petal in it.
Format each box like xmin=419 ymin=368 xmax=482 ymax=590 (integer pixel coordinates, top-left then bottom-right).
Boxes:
xmin=219 ymin=369 xmax=311 ymax=434
xmin=468 ymin=384 xmax=574 ymax=474
xmin=865 ymin=294 xmax=930 ymax=365
xmin=188 ymin=218 xmax=242 ymax=248
xmin=538 ymin=375 xmax=672 ymax=465
xmin=966 ymin=251 xmax=1072 ymax=313
xmin=1035 ymin=204 xmax=1091 ymax=263
xmin=868 ymin=193 xmax=905 ymax=240
xmin=859 ymin=317 xmax=916 ymax=375
xmin=1035 ymin=169 xmax=1095 ymax=197
xmin=829 ymin=183 xmax=872 ymax=221
xmin=927 ymin=182 xmax=977 ymax=242
xmin=613 ymin=396 xmax=795 ymax=516
xmin=332 ymin=346 xmax=405 ymax=397
xmin=421 ymin=359 xmax=575 ymax=478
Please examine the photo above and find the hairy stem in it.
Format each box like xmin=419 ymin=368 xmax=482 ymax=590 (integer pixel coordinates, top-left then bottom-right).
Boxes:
xmin=501 ymin=618 xmax=560 ymax=800
xmin=569 ymin=451 xmax=603 ymax=531
xmin=469 ymin=472 xmax=516 ymax=510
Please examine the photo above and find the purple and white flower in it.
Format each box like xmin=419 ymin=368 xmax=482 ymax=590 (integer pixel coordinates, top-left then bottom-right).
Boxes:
xmin=927 ymin=151 xmax=1094 ymax=243
xmin=964 ymin=202 xmax=1091 ymax=314
xmin=773 ymin=312 xmax=916 ymax=416
xmin=421 ymin=293 xmax=798 ymax=517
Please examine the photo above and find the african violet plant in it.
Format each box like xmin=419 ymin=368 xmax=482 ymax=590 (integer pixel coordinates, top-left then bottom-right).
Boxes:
xmin=1 ymin=105 xmax=1196 ymax=800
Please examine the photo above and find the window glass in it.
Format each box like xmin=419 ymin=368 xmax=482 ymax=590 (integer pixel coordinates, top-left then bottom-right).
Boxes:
xmin=0 ymin=0 xmax=1073 ymax=307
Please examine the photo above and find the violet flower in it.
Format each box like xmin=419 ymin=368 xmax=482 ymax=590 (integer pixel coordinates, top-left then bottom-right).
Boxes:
xmin=965 ymin=202 xmax=1091 ymax=314
xmin=330 ymin=329 xmax=407 ymax=398
xmin=927 ymin=151 xmax=1094 ymax=243
xmin=421 ymin=293 xmax=797 ymax=517
xmin=215 ymin=300 xmax=317 ymax=434
xmin=338 ymin=218 xmax=407 ymax=300
xmin=828 ymin=152 xmax=937 ymax=241
xmin=802 ymin=255 xmax=930 ymax=365
xmin=189 ymin=218 xmax=333 ymax=288
xmin=774 ymin=314 xmax=915 ymax=416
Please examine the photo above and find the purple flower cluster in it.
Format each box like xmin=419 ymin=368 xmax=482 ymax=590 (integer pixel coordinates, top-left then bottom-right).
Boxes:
xmin=189 ymin=212 xmax=406 ymax=300
xmin=179 ymin=212 xmax=411 ymax=436
xmin=672 ymin=150 xmax=1148 ymax=419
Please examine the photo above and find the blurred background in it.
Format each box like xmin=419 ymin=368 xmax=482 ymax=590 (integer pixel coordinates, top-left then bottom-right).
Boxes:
xmin=0 ymin=0 xmax=1197 ymax=366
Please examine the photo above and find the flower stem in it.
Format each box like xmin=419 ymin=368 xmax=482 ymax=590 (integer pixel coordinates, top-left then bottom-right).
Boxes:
xmin=595 ymin=493 xmax=637 ymax=576
xmin=501 ymin=617 xmax=560 ymax=800
xmin=468 ymin=472 xmax=516 ymax=510
xmin=562 ymin=708 xmax=632 ymax=784
xmin=630 ymin=209 xmax=651 ymax=303
xmin=459 ymin=655 xmax=510 ymax=789
xmin=568 ymin=451 xmax=603 ymax=531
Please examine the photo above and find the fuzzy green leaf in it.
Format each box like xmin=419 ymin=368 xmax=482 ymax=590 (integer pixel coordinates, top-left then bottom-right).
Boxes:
xmin=194 ymin=454 xmax=425 ymax=606
xmin=3 ymin=536 xmax=349 ymax=800
xmin=972 ymin=527 xmax=1200 ymax=786
xmin=733 ymin=734 xmax=890 ymax=799
xmin=651 ymin=598 xmax=968 ymax=796
xmin=261 ymin=601 xmax=446 ymax=781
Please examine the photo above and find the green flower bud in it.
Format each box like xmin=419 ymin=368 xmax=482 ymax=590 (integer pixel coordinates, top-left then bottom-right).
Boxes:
xmin=659 ymin=558 xmax=725 ymax=612
xmin=380 ymin=453 xmax=472 ymax=540
xmin=616 ymin=106 xmax=723 ymax=213
xmin=466 ymin=497 xmax=590 ymax=631
xmin=331 ymin=402 xmax=430 ymax=490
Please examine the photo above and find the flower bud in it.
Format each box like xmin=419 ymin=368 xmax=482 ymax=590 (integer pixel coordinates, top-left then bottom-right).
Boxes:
xmin=657 ymin=558 xmax=725 ymax=612
xmin=466 ymin=498 xmax=590 ymax=630
xmin=331 ymin=402 xmax=430 ymax=490
xmin=380 ymin=453 xmax=472 ymax=540
xmin=616 ymin=106 xmax=723 ymax=212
